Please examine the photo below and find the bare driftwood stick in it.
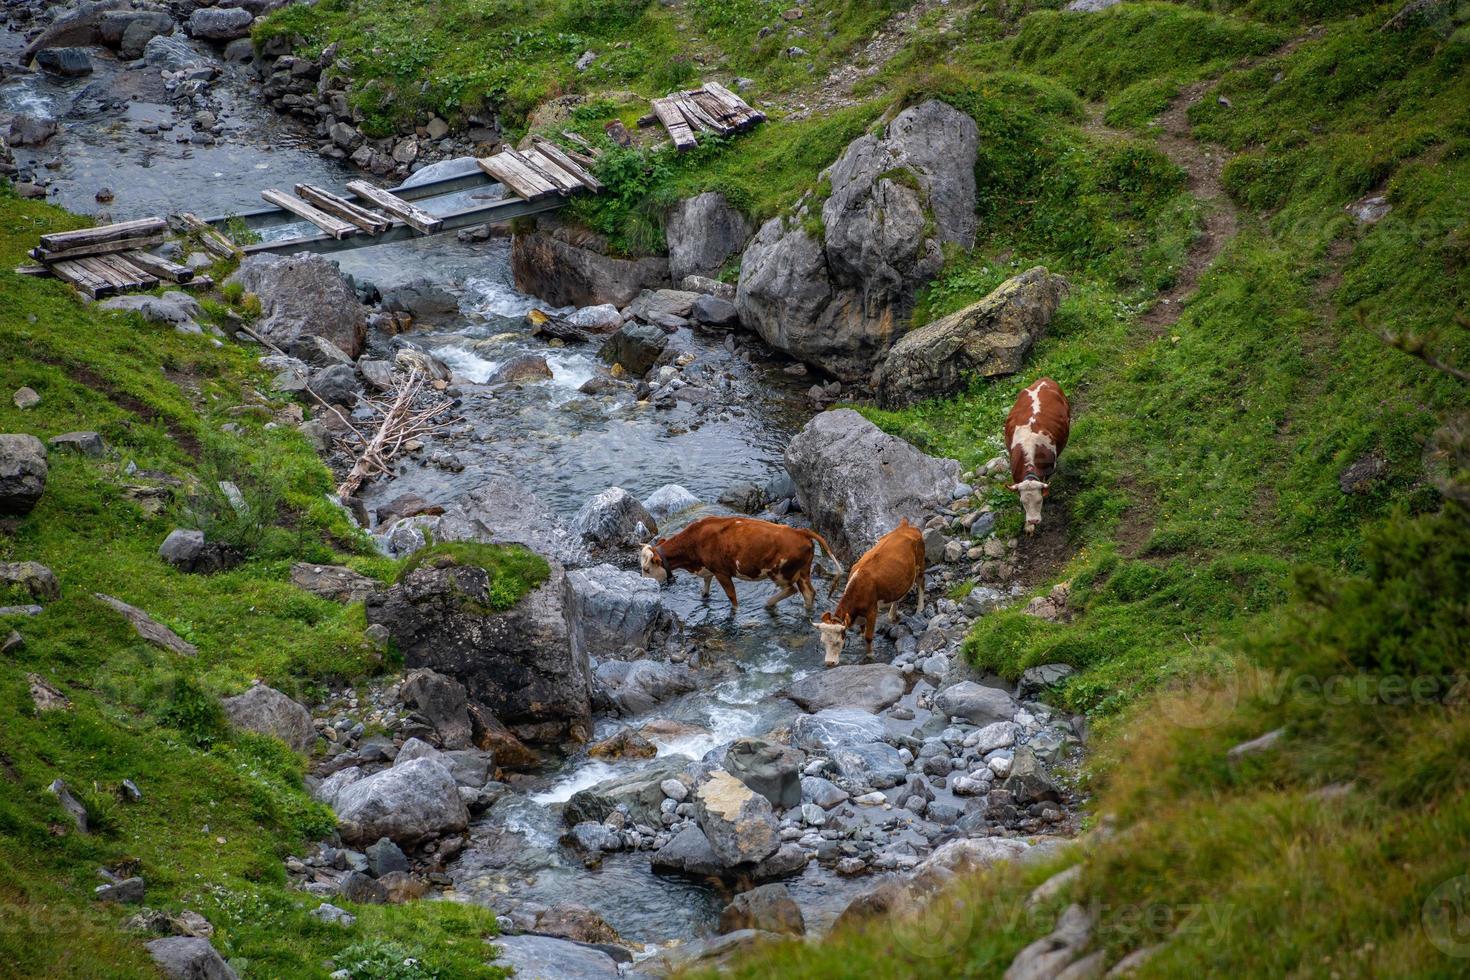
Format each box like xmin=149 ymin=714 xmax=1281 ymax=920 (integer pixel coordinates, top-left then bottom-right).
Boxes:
xmin=335 ymin=369 xmax=458 ymax=500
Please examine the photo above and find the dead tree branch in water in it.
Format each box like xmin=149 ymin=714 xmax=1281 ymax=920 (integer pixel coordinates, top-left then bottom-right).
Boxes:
xmin=335 ymin=369 xmax=459 ymax=500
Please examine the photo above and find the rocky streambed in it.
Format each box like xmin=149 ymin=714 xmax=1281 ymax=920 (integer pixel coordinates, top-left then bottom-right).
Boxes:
xmin=4 ymin=10 xmax=1088 ymax=974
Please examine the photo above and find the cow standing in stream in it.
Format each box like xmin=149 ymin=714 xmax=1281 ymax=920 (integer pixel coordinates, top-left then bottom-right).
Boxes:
xmin=813 ymin=519 xmax=926 ymax=666
xmin=1005 ymin=377 xmax=1071 ymax=534
xmin=640 ymin=516 xmax=844 ymax=615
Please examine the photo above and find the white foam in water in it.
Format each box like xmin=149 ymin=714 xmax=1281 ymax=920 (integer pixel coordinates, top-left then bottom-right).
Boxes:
xmin=432 ymin=343 xmax=499 ymax=384
xmin=464 ymin=276 xmax=573 ymax=320
xmin=529 ymin=759 xmax=621 ymax=806
xmin=544 ymin=351 xmax=596 ymax=394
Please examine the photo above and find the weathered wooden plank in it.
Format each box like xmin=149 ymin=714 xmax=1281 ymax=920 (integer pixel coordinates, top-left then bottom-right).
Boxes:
xmin=344 ymin=180 xmax=444 ymax=234
xmin=31 ymin=233 xmax=166 ymax=263
xmin=261 ymin=188 xmax=357 ymax=240
xmin=49 ymin=259 xmax=115 ymax=299
xmin=566 ymin=147 xmax=600 ymax=169
xmin=704 ymin=81 xmax=765 ymax=128
xmin=124 ymin=250 xmax=195 ymax=283
xmin=521 ymin=147 xmax=585 ymax=194
xmin=651 ymin=97 xmax=697 ymax=150
xmin=497 ymin=150 xmax=563 ymax=196
xmin=39 ymin=217 xmax=167 ymax=252
xmin=477 ymin=151 xmax=559 ymax=201
xmin=176 ymin=213 xmax=240 ymax=259
xmin=636 ymin=112 xmax=659 ymax=128
xmin=14 ymin=264 xmax=52 ymax=277
xmin=79 ymin=254 xmax=154 ymax=291
xmin=672 ymin=92 xmax=720 ymax=134
xmin=180 ymin=274 xmax=215 ymax=291
xmin=561 ymin=130 xmax=603 ymax=156
xmin=294 ymin=184 xmax=392 ymax=234
xmin=530 ymin=137 xmax=605 ymax=192
xmin=97 ymin=253 xmax=160 ymax=290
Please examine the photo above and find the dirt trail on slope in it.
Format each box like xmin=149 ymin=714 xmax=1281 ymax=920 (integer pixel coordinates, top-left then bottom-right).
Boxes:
xmin=779 ymin=0 xmax=968 ymax=121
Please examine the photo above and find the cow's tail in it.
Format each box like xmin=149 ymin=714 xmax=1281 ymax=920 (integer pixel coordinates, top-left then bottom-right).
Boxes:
xmin=802 ymin=529 xmax=846 ymax=596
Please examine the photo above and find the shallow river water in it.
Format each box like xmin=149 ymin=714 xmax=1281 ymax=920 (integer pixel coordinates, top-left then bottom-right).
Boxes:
xmin=2 ymin=29 xmax=900 ymax=949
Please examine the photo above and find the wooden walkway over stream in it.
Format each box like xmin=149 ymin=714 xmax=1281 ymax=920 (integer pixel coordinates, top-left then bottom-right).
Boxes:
xmin=17 ymin=82 xmax=765 ymax=299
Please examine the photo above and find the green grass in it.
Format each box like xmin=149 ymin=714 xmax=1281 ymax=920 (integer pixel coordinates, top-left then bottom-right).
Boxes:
xmin=253 ymin=0 xmax=917 ymax=137
xmin=395 ymin=541 xmax=550 ymax=611
xmin=0 ymin=191 xmax=507 ymax=977
xmin=708 ymin=1 xmax=1470 ymax=976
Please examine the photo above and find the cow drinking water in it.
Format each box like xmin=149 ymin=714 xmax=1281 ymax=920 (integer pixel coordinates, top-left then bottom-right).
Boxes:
xmin=640 ymin=515 xmax=844 ymax=614
xmin=813 ymin=519 xmax=926 ymax=666
xmin=1005 ymin=377 xmax=1071 ymax=534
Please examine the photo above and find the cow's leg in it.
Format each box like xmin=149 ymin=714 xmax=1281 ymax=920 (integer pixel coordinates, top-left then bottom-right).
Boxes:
xmin=863 ymin=616 xmax=876 ymax=660
xmin=765 ymin=577 xmax=796 ymax=610
xmin=888 ymin=601 xmax=901 ymax=623
xmin=716 ymin=574 xmax=738 ymax=612
xmin=797 ymin=574 xmax=816 ymax=614
xmin=699 ymin=570 xmax=714 ymax=600
xmin=915 ymin=576 xmax=925 ymax=616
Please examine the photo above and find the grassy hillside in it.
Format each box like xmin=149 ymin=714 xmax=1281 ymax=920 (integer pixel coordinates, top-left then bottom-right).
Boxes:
xmin=0 ymin=192 xmax=509 ymax=977
xmin=690 ymin=0 xmax=1470 ymax=976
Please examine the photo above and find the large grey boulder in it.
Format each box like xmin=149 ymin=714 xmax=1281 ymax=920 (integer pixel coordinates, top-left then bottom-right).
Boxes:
xmin=35 ymin=48 xmax=93 ymax=76
xmin=651 ymin=824 xmax=727 ymax=877
xmin=145 ymin=936 xmax=238 ymax=980
xmin=365 ymin=560 xmax=592 ymax=744
xmin=333 ymin=757 xmax=469 ymax=845
xmin=564 ymin=757 xmax=687 ymax=826
xmin=512 ymin=221 xmax=669 ymax=308
xmin=724 ymin=737 xmax=802 ymax=809
xmin=390 ymin=476 xmax=587 ymax=567
xmin=102 ymin=10 xmax=176 ymax=58
xmin=187 ymin=6 xmax=253 ymax=41
xmin=599 ymin=321 xmax=667 ymax=377
xmin=228 ymin=254 xmax=367 ymax=358
xmin=830 ymin=741 xmax=907 ymax=789
xmin=381 ymin=278 xmax=459 ymax=318
xmin=873 ymin=268 xmax=1069 ymax=408
xmin=20 ymin=0 xmax=128 ymax=62
xmin=666 ymin=193 xmax=752 ymax=281
xmin=719 ymin=883 xmax=805 ymax=936
xmin=1004 ymin=745 xmax=1063 ymax=805
xmin=782 ymin=664 xmax=906 ymax=713
xmin=791 ymin=708 xmax=886 ymax=752
xmin=143 ymin=33 xmax=204 ymax=70
xmin=934 ymin=681 xmax=1019 ymax=726
xmin=0 ymin=434 xmax=47 ymax=515
xmin=593 ymin=659 xmax=698 ymax=715
xmin=694 ymin=770 xmax=780 ymax=866
xmin=571 ymin=487 xmax=659 ymax=548
xmin=737 ymin=100 xmax=979 ymax=381
xmin=288 ymin=562 xmax=377 ymax=603
xmin=565 ymin=563 xmax=676 ymax=659
xmin=399 ymin=668 xmax=474 ymax=749
xmin=785 ymin=408 xmax=962 ymax=559
xmin=221 ymin=684 xmax=313 ymax=753
xmin=490 ymin=934 xmax=619 ymax=980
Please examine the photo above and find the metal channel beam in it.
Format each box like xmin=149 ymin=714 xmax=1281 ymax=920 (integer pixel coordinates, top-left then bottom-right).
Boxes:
xmin=239 ymin=193 xmax=567 ymax=258
xmin=203 ymin=159 xmax=498 ymax=232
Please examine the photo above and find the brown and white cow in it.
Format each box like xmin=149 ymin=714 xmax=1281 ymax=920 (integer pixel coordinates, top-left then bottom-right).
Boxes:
xmin=1005 ymin=377 xmax=1071 ymax=534
xmin=813 ymin=519 xmax=926 ymax=666
xmin=640 ymin=515 xmax=844 ymax=614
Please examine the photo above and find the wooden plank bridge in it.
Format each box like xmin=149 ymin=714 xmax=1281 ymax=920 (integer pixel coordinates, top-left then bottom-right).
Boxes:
xmin=17 ymin=82 xmax=766 ymax=300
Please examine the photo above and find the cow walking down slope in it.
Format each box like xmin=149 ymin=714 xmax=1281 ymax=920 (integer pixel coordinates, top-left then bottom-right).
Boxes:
xmin=1005 ymin=377 xmax=1071 ymax=534
xmin=640 ymin=516 xmax=844 ymax=614
xmin=813 ymin=519 xmax=926 ymax=666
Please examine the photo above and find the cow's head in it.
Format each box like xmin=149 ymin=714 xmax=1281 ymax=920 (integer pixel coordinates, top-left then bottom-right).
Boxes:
xmin=640 ymin=543 xmax=669 ymax=584
xmin=812 ymin=612 xmax=847 ymax=667
xmin=1009 ymin=478 xmax=1049 ymax=534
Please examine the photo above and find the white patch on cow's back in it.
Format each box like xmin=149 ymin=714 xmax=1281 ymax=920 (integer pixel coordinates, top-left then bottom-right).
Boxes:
xmin=1010 ymin=422 xmax=1056 ymax=472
